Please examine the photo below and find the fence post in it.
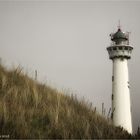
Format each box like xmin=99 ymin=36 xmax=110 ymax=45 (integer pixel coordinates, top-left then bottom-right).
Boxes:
xmin=35 ymin=70 xmax=37 ymax=80
xmin=102 ymin=103 xmax=104 ymax=115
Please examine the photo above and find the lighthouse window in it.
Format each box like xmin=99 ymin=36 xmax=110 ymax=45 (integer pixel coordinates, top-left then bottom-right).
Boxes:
xmin=119 ymin=47 xmax=122 ymax=50
xmin=108 ymin=48 xmax=111 ymax=51
xmin=125 ymin=47 xmax=128 ymax=50
xmin=112 ymin=94 xmax=114 ymax=100
xmin=112 ymin=76 xmax=114 ymax=81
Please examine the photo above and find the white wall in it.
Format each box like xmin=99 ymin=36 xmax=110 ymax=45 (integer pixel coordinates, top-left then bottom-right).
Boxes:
xmin=112 ymin=58 xmax=132 ymax=133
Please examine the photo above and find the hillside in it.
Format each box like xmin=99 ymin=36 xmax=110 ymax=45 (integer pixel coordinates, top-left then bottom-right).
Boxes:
xmin=0 ymin=63 xmax=132 ymax=139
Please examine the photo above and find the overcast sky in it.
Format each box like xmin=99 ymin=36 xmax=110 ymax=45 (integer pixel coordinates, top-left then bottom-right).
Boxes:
xmin=0 ymin=0 xmax=140 ymax=133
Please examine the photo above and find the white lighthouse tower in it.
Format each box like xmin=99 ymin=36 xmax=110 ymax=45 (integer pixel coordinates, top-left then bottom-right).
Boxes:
xmin=107 ymin=26 xmax=133 ymax=134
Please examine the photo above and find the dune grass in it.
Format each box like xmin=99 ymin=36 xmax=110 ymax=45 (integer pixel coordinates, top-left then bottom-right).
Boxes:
xmin=0 ymin=63 xmax=132 ymax=139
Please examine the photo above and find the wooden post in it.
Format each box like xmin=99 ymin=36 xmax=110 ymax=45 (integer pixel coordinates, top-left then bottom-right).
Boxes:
xmin=35 ymin=70 xmax=37 ymax=80
xmin=102 ymin=103 xmax=104 ymax=115
xmin=107 ymin=108 xmax=111 ymax=119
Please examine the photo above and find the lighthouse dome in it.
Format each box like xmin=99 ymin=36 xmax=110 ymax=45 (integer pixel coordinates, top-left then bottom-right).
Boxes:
xmin=111 ymin=28 xmax=128 ymax=41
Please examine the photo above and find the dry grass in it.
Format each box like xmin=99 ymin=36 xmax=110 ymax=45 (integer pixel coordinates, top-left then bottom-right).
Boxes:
xmin=0 ymin=63 xmax=132 ymax=139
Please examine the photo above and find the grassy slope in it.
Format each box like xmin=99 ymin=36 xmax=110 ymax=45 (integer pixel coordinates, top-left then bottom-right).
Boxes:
xmin=0 ymin=64 xmax=132 ymax=139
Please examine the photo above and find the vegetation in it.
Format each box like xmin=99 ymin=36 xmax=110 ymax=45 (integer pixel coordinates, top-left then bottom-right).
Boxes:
xmin=0 ymin=63 xmax=133 ymax=139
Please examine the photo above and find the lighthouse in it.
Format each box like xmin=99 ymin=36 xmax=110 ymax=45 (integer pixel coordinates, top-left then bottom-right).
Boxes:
xmin=107 ymin=26 xmax=133 ymax=134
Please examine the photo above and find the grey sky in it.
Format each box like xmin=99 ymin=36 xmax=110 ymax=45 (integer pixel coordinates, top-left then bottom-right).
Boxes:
xmin=0 ymin=0 xmax=140 ymax=133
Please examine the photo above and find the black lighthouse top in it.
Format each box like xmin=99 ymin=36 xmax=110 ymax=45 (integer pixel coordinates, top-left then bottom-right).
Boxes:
xmin=107 ymin=26 xmax=133 ymax=60
xmin=110 ymin=28 xmax=128 ymax=45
